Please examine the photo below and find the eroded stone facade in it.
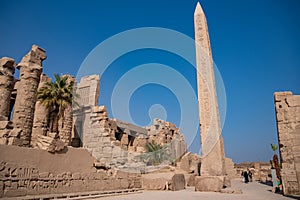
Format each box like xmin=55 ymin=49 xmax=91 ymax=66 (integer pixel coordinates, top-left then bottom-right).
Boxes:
xmin=79 ymin=105 xmax=187 ymax=172
xmin=0 ymin=144 xmax=141 ymax=198
xmin=274 ymin=91 xmax=300 ymax=196
xmin=73 ymin=75 xmax=187 ymax=172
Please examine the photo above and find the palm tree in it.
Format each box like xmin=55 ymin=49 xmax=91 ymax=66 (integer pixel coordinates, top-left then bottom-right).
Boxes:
xmin=37 ymin=74 xmax=76 ymax=134
xmin=142 ymin=141 xmax=174 ymax=166
xmin=144 ymin=141 xmax=163 ymax=165
xmin=271 ymin=143 xmax=281 ymax=179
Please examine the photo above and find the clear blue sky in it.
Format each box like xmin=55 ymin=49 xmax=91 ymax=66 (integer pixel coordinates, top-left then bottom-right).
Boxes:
xmin=1 ymin=0 xmax=299 ymax=163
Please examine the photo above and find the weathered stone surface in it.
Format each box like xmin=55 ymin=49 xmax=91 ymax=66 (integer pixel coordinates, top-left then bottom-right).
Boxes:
xmin=142 ymin=173 xmax=185 ymax=191
xmin=32 ymin=74 xmax=51 ymax=147
xmin=185 ymin=174 xmax=196 ymax=186
xmin=12 ymin=45 xmax=46 ymax=146
xmin=178 ymin=152 xmax=201 ymax=174
xmin=35 ymin=134 xmax=65 ymax=153
xmin=59 ymin=75 xmax=75 ymax=146
xmin=147 ymin=118 xmax=187 ymax=161
xmin=0 ymin=144 xmax=142 ymax=198
xmin=225 ymin=157 xmax=236 ymax=178
xmin=0 ymin=57 xmax=16 ymax=121
xmin=274 ymin=91 xmax=300 ymax=196
xmin=76 ymin=75 xmax=100 ymax=107
xmin=195 ymin=176 xmax=225 ymax=192
xmin=194 ymin=2 xmax=225 ymax=177
xmin=286 ymin=96 xmax=300 ymax=107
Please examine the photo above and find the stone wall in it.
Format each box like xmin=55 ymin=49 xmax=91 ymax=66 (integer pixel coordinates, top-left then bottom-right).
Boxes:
xmin=0 ymin=144 xmax=141 ymax=198
xmin=72 ymin=75 xmax=100 ymax=147
xmin=274 ymin=91 xmax=300 ymax=196
xmin=73 ymin=74 xmax=187 ymax=172
xmin=147 ymin=119 xmax=187 ymax=161
xmin=80 ymin=105 xmax=187 ymax=172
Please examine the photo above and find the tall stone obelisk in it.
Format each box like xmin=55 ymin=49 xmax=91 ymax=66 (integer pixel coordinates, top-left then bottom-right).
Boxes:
xmin=194 ymin=2 xmax=226 ymax=191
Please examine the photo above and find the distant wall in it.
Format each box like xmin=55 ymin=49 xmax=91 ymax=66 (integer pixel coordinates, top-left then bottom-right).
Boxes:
xmin=274 ymin=91 xmax=300 ymax=196
xmin=0 ymin=145 xmax=141 ymax=198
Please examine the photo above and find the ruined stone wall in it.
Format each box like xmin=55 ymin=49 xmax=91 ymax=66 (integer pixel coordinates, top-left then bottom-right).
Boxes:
xmin=83 ymin=105 xmax=130 ymax=169
xmin=77 ymin=105 xmax=187 ymax=172
xmin=274 ymin=91 xmax=300 ymax=196
xmin=147 ymin=119 xmax=187 ymax=161
xmin=73 ymin=75 xmax=100 ymax=146
xmin=12 ymin=45 xmax=46 ymax=146
xmin=0 ymin=144 xmax=141 ymax=198
xmin=74 ymin=75 xmax=187 ymax=171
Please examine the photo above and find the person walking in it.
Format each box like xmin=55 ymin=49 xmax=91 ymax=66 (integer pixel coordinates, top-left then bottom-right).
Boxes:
xmin=243 ymin=170 xmax=249 ymax=183
xmin=248 ymin=170 xmax=253 ymax=182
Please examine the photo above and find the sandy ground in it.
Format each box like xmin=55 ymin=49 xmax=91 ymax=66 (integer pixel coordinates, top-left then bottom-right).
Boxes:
xmin=91 ymin=179 xmax=296 ymax=200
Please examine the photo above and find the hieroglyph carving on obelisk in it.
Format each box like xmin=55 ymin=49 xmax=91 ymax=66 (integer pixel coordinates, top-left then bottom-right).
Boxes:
xmin=194 ymin=2 xmax=225 ymax=176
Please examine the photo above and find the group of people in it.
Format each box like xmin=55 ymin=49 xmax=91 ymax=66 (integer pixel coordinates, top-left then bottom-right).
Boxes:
xmin=241 ymin=169 xmax=253 ymax=183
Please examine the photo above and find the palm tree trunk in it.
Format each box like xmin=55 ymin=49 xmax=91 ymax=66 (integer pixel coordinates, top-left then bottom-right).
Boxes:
xmin=273 ymin=154 xmax=281 ymax=178
xmin=49 ymin=107 xmax=59 ymax=133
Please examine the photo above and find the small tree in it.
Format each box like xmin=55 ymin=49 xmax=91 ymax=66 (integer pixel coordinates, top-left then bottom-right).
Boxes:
xmin=142 ymin=141 xmax=175 ymax=166
xmin=37 ymin=74 xmax=76 ymax=134
xmin=144 ymin=141 xmax=164 ymax=165
xmin=271 ymin=143 xmax=281 ymax=179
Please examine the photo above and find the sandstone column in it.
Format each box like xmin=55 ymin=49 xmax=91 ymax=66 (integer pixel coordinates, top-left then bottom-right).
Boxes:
xmin=0 ymin=57 xmax=16 ymax=121
xmin=194 ymin=2 xmax=226 ymax=191
xmin=31 ymin=74 xmax=52 ymax=147
xmin=12 ymin=45 xmax=46 ymax=146
xmin=59 ymin=74 xmax=76 ymax=146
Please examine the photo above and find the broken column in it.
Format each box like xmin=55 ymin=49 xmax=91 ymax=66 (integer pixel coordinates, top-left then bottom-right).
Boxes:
xmin=0 ymin=57 xmax=16 ymax=121
xmin=194 ymin=2 xmax=226 ymax=192
xmin=59 ymin=74 xmax=76 ymax=146
xmin=31 ymin=74 xmax=52 ymax=147
xmin=12 ymin=45 xmax=46 ymax=146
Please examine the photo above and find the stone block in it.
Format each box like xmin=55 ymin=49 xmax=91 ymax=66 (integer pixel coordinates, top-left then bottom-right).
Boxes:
xmin=93 ymin=105 xmax=107 ymax=113
xmin=224 ymin=176 xmax=231 ymax=188
xmin=274 ymin=92 xmax=293 ymax=102
xmin=195 ymin=176 xmax=225 ymax=192
xmin=185 ymin=174 xmax=196 ymax=186
xmin=142 ymin=173 xmax=185 ymax=191
xmin=0 ymin=121 xmax=13 ymax=130
xmin=286 ymin=95 xmax=300 ymax=107
xmin=170 ymin=174 xmax=185 ymax=191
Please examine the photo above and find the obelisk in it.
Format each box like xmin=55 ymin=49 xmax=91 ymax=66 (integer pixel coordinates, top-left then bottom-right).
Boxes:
xmin=194 ymin=2 xmax=226 ymax=191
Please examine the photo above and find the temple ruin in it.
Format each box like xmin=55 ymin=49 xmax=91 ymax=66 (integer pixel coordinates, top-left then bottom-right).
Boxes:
xmin=0 ymin=45 xmax=192 ymax=198
xmin=0 ymin=2 xmax=246 ymax=198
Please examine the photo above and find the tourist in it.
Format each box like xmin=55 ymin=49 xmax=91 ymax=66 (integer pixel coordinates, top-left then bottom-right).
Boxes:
xmin=248 ymin=170 xmax=253 ymax=182
xmin=243 ymin=171 xmax=249 ymax=183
